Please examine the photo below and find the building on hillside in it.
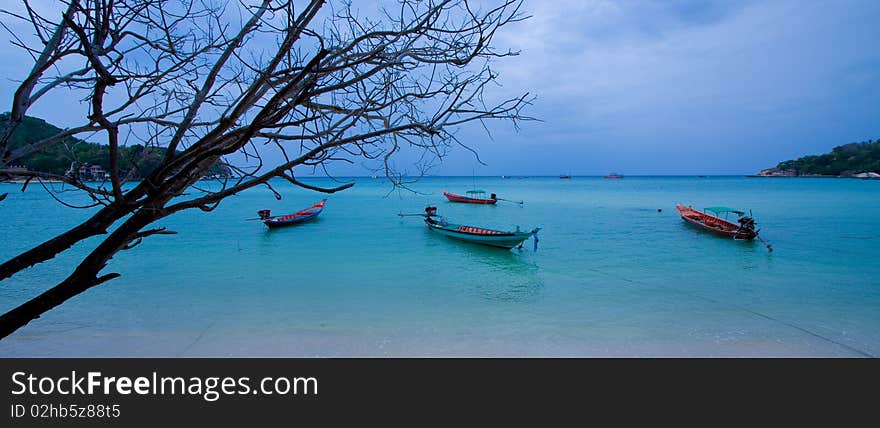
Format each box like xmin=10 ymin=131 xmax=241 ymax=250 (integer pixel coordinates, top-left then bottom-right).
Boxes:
xmin=73 ymin=163 xmax=107 ymax=181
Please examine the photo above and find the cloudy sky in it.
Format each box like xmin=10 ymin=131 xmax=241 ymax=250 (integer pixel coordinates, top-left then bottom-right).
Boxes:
xmin=438 ymin=0 xmax=880 ymax=175
xmin=1 ymin=0 xmax=878 ymax=176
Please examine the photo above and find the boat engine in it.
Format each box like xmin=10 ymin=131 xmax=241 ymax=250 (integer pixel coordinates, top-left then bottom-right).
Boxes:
xmin=737 ymin=216 xmax=756 ymax=231
xmin=257 ymin=209 xmax=272 ymax=220
xmin=425 ymin=206 xmax=438 ymax=217
xmin=490 ymin=193 xmax=497 ymax=200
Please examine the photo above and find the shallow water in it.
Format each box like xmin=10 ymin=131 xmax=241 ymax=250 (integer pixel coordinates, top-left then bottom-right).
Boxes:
xmin=1 ymin=176 xmax=878 ymax=356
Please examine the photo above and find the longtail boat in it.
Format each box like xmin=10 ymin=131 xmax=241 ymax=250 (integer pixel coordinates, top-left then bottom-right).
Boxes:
xmin=676 ymin=205 xmax=759 ymax=240
xmin=603 ymin=173 xmax=624 ymax=179
xmin=258 ymin=199 xmax=326 ymax=229
xmin=418 ymin=206 xmax=539 ymax=250
xmin=442 ymin=189 xmax=498 ymax=204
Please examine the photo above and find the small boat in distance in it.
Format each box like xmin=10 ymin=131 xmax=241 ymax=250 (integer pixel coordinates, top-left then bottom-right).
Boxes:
xmin=676 ymin=205 xmax=760 ymax=240
xmin=603 ymin=173 xmax=624 ymax=179
xmin=442 ymin=190 xmax=497 ymax=204
xmin=420 ymin=206 xmax=539 ymax=250
xmin=258 ymin=199 xmax=326 ymax=229
xmin=559 ymin=174 xmax=572 ymax=179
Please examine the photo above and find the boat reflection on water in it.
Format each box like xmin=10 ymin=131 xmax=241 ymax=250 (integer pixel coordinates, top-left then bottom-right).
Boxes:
xmin=433 ymin=237 xmax=543 ymax=302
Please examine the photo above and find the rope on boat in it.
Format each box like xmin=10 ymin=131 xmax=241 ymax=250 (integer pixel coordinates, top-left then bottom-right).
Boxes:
xmin=732 ymin=304 xmax=873 ymax=358
xmin=576 ymin=267 xmax=874 ymax=357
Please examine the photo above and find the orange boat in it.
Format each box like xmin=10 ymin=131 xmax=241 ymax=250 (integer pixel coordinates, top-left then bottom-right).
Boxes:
xmin=676 ymin=204 xmax=758 ymax=240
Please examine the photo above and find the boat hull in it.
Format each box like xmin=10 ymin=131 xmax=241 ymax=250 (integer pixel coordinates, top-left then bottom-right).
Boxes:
xmin=425 ymin=218 xmax=538 ymax=249
xmin=442 ymin=191 xmax=497 ymax=204
xmin=264 ymin=212 xmax=321 ymax=228
xmin=264 ymin=200 xmax=326 ymax=229
xmin=676 ymin=205 xmax=756 ymax=240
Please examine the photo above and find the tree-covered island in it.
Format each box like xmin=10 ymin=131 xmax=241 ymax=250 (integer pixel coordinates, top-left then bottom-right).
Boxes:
xmin=1 ymin=113 xmax=232 ymax=181
xmin=755 ymin=139 xmax=880 ymax=178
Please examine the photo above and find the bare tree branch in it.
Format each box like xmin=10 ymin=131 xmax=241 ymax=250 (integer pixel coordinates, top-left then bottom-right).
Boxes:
xmin=0 ymin=0 xmax=533 ymax=339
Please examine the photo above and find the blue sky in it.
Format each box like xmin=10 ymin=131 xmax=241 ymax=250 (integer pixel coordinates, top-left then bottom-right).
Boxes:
xmin=1 ymin=0 xmax=878 ymax=176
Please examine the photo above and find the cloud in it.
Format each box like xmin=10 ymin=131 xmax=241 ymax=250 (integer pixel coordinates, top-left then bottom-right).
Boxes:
xmin=1 ymin=0 xmax=877 ymax=176
xmin=454 ymin=0 xmax=880 ymax=175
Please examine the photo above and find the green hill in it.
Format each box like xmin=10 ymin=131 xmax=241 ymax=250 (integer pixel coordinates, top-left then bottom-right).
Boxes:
xmin=1 ymin=113 xmax=229 ymax=179
xmin=757 ymin=139 xmax=880 ymax=177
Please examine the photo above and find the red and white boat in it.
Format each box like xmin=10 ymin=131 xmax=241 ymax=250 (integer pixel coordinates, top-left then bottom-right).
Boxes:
xmin=442 ymin=190 xmax=497 ymax=205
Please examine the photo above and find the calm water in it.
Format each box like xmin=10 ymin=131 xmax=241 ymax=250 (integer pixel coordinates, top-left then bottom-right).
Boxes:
xmin=1 ymin=176 xmax=878 ymax=357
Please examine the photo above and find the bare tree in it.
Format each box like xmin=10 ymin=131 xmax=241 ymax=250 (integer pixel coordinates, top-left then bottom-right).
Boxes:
xmin=0 ymin=0 xmax=532 ymax=339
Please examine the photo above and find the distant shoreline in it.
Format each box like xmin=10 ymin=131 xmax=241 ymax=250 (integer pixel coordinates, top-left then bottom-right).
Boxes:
xmin=0 ymin=178 xmax=64 ymax=183
xmin=747 ymin=174 xmax=880 ymax=180
xmin=3 ymin=175 xmax=879 ymax=184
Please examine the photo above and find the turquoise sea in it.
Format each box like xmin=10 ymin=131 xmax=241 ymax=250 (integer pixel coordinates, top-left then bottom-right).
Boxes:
xmin=1 ymin=176 xmax=878 ymax=357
